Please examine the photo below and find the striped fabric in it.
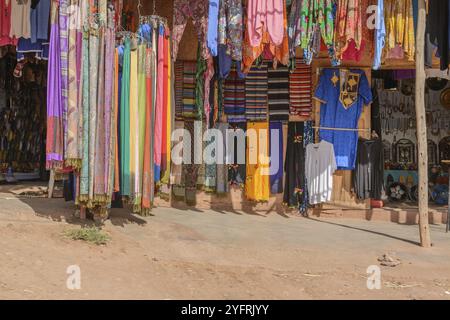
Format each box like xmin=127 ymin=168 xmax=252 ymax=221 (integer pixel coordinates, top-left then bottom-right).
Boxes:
xmin=268 ymin=65 xmax=290 ymax=121
xmin=174 ymin=61 xmax=184 ymax=120
xmin=245 ymin=63 xmax=268 ymax=121
xmin=223 ymin=66 xmax=246 ymax=123
xmin=182 ymin=61 xmax=197 ymax=119
xmin=289 ymin=59 xmax=312 ymax=118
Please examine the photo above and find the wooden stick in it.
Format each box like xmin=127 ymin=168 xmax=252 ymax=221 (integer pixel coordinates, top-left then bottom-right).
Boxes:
xmin=415 ymin=0 xmax=432 ymax=247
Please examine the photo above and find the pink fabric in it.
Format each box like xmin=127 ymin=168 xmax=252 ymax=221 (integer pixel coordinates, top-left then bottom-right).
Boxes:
xmin=247 ymin=0 xmax=284 ymax=47
xmin=154 ymin=32 xmax=164 ymax=169
xmin=386 ymin=45 xmax=405 ymax=60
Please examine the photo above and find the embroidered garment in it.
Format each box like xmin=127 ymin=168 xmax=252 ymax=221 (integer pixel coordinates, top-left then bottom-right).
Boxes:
xmin=314 ymin=68 xmax=372 ymax=170
xmin=283 ymin=121 xmax=306 ymax=207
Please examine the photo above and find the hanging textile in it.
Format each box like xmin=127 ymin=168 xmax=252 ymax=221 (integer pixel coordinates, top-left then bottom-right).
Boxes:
xmin=383 ymin=0 xmax=415 ymax=61
xmin=289 ymin=58 xmax=312 ymax=118
xmin=182 ymin=61 xmax=197 ymax=118
xmin=245 ymin=121 xmax=270 ymax=202
xmin=314 ymin=68 xmax=372 ymax=170
xmin=216 ymin=122 xmax=229 ymax=194
xmin=174 ymin=61 xmax=184 ymax=120
xmin=46 ymin=0 xmax=64 ymax=169
xmin=245 ymin=62 xmax=268 ymax=121
xmin=268 ymin=64 xmax=290 ymax=121
xmin=334 ymin=0 xmax=364 ymax=60
xmin=353 ymin=138 xmax=384 ymax=200
xmin=287 ymin=0 xmax=303 ymax=58
xmin=223 ymin=65 xmax=246 ymax=123
xmin=172 ymin=0 xmax=210 ymax=61
xmin=283 ymin=121 xmax=306 ymax=207
xmin=246 ymin=0 xmax=284 ymax=47
xmin=228 ymin=122 xmax=246 ymax=187
xmin=427 ymin=0 xmax=450 ymax=71
xmin=65 ymin=0 xmax=81 ymax=168
xmin=373 ymin=0 xmax=386 ymax=70
xmin=182 ymin=120 xmax=200 ymax=205
xmin=269 ymin=121 xmax=283 ymax=194
xmin=0 ymin=0 xmax=18 ymax=46
xmin=218 ymin=0 xmax=244 ymax=62
xmin=299 ymin=0 xmax=338 ymax=65
xmin=119 ymin=38 xmax=131 ymax=197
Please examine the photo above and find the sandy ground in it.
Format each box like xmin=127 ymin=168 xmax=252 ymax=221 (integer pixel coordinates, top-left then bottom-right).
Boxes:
xmin=0 ymin=187 xmax=449 ymax=300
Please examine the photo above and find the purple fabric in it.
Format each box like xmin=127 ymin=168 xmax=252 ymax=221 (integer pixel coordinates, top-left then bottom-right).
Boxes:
xmin=46 ymin=13 xmax=64 ymax=166
xmin=392 ymin=69 xmax=416 ymax=80
xmin=59 ymin=0 xmax=69 ymax=154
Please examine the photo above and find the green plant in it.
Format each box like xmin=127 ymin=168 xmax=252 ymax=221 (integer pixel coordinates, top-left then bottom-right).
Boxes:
xmin=63 ymin=227 xmax=110 ymax=246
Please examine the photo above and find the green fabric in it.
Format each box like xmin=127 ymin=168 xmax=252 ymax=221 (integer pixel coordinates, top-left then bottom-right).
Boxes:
xmin=80 ymin=31 xmax=90 ymax=198
xmin=120 ymin=38 xmax=131 ymax=196
xmin=195 ymin=45 xmax=206 ymax=120
xmin=135 ymin=44 xmax=147 ymax=210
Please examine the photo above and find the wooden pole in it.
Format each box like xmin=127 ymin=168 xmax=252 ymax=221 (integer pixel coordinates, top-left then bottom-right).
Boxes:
xmin=415 ymin=0 xmax=432 ymax=247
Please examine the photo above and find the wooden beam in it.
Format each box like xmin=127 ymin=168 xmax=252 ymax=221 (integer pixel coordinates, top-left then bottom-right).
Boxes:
xmin=415 ymin=0 xmax=432 ymax=248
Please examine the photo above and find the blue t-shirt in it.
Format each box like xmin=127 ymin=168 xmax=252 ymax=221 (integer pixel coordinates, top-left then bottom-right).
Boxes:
xmin=314 ymin=68 xmax=372 ymax=170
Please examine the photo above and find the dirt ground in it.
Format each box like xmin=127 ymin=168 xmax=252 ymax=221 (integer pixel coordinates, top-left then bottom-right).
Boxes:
xmin=0 ymin=184 xmax=449 ymax=300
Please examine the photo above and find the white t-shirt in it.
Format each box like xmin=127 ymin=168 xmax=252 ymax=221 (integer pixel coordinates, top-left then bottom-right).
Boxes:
xmin=10 ymin=0 xmax=31 ymax=39
xmin=305 ymin=140 xmax=337 ymax=205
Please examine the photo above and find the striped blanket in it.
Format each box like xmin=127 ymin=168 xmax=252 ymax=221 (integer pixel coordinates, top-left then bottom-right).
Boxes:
xmin=268 ymin=65 xmax=290 ymax=121
xmin=289 ymin=59 xmax=312 ymax=118
xmin=245 ymin=63 xmax=268 ymax=121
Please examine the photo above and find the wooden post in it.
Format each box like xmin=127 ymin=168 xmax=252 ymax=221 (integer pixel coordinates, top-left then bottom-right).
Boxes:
xmin=415 ymin=0 xmax=432 ymax=247
xmin=48 ymin=169 xmax=55 ymax=199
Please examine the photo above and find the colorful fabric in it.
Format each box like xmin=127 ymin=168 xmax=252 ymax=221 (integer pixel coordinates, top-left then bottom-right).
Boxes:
xmin=172 ymin=0 xmax=210 ymax=60
xmin=384 ymin=0 xmax=415 ymax=61
xmin=223 ymin=65 xmax=246 ymax=123
xmin=288 ymin=0 xmax=303 ymax=58
xmin=218 ymin=0 xmax=243 ymax=61
xmin=46 ymin=1 xmax=64 ymax=169
xmin=289 ymin=58 xmax=312 ymax=118
xmin=207 ymin=0 xmax=220 ymax=56
xmin=174 ymin=61 xmax=184 ymax=119
xmin=245 ymin=121 xmax=270 ymax=201
xmin=245 ymin=62 xmax=268 ymax=121
xmin=269 ymin=121 xmax=283 ymax=194
xmin=314 ymin=68 xmax=373 ymax=170
xmin=268 ymin=64 xmax=290 ymax=121
xmin=299 ymin=0 xmax=337 ymax=65
xmin=182 ymin=61 xmax=197 ymax=118
xmin=247 ymin=0 xmax=284 ymax=47
xmin=120 ymin=38 xmax=131 ymax=197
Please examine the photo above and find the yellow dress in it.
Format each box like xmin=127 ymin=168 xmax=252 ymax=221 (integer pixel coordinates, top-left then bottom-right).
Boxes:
xmin=245 ymin=122 xmax=270 ymax=202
